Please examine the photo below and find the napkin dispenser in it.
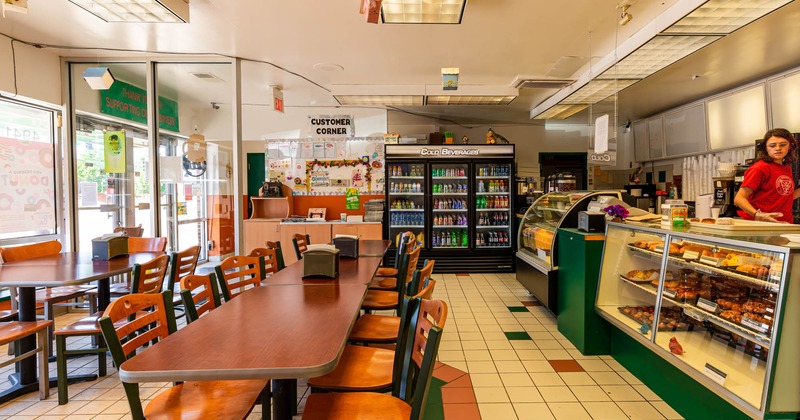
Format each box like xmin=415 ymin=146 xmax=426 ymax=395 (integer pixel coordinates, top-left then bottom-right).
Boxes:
xmin=332 ymin=235 xmax=359 ymax=259
xmin=302 ymin=246 xmax=340 ymax=278
xmin=578 ymin=211 xmax=606 ymax=233
xmin=92 ymin=235 xmax=129 ymax=260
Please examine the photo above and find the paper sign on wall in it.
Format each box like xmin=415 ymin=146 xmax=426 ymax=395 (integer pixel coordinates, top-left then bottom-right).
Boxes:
xmin=308 ymin=115 xmax=354 ymax=138
xmin=104 ymin=130 xmax=126 ymax=173
xmin=594 ymin=114 xmax=609 ymax=153
xmin=346 ymin=188 xmax=360 ymax=210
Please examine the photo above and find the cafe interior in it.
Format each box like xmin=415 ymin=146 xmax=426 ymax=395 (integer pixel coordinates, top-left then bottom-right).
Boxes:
xmin=1 ymin=1 xmax=800 ymax=419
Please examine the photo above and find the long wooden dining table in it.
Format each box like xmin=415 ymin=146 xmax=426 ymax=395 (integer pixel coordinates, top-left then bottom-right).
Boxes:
xmin=119 ymin=239 xmax=390 ymax=419
xmin=0 ymin=251 xmax=162 ymax=403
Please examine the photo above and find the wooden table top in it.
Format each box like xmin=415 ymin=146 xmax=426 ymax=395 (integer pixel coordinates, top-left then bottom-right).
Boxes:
xmin=0 ymin=252 xmax=163 ymax=287
xmin=356 ymin=239 xmax=391 ymax=257
xmin=119 ymin=283 xmax=368 ymax=382
xmin=263 ymin=239 xmax=389 ymax=285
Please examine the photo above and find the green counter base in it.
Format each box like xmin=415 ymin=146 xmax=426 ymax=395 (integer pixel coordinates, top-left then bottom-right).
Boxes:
xmin=610 ymin=327 xmax=759 ymax=420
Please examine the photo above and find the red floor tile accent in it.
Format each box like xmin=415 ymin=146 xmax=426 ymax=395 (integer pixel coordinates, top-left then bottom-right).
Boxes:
xmin=456 ymin=273 xmax=471 ymax=277
xmin=548 ymin=359 xmax=585 ymax=372
xmin=521 ymin=301 xmax=541 ymax=307
xmin=435 ymin=361 xmax=446 ymax=370
xmin=433 ymin=364 xmax=467 ymax=383
xmin=441 ymin=386 xmax=477 ymax=404
xmin=443 ymin=374 xmax=472 ymax=388
xmin=443 ymin=403 xmax=481 ymax=420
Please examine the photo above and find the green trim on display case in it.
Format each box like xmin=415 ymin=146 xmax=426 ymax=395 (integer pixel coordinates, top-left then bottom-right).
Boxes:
xmin=610 ymin=327 xmax=750 ymax=420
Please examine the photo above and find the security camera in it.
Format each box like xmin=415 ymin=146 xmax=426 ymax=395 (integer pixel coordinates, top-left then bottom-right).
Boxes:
xmin=625 ymin=120 xmax=632 ymax=129
xmin=211 ymin=102 xmax=220 ymax=110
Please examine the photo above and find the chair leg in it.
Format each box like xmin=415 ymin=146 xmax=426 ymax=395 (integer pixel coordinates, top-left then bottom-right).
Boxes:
xmin=37 ymin=329 xmax=49 ymax=400
xmin=97 ymin=334 xmax=107 ymax=377
xmin=56 ymin=335 xmax=68 ymax=405
xmin=44 ymin=302 xmax=55 ymax=357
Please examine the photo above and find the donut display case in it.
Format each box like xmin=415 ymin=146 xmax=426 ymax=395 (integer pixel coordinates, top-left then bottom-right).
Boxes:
xmin=595 ymin=222 xmax=800 ymax=420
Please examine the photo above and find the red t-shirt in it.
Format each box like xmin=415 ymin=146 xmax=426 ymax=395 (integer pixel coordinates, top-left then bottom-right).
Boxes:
xmin=737 ymin=160 xmax=795 ymax=223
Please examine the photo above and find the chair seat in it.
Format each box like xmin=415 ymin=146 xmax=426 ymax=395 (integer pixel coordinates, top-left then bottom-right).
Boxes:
xmin=367 ymin=277 xmax=396 ymax=290
xmin=36 ymin=286 xmax=95 ymax=303
xmin=348 ymin=314 xmax=400 ymax=343
xmin=308 ymin=345 xmax=394 ymax=392
xmin=54 ymin=312 xmax=140 ymax=336
xmin=302 ymin=391 xmax=411 ymax=420
xmin=360 ymin=290 xmax=398 ymax=311
xmin=145 ymin=379 xmax=267 ymax=420
xmin=374 ymin=267 xmax=398 ymax=277
xmin=0 ymin=310 xmax=18 ymax=322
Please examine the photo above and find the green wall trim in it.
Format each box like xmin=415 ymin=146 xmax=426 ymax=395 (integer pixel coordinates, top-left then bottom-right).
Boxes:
xmin=610 ymin=328 xmax=752 ymax=420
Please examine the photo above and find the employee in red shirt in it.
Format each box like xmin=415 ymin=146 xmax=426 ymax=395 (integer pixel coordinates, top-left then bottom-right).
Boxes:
xmin=734 ymin=128 xmax=800 ymax=223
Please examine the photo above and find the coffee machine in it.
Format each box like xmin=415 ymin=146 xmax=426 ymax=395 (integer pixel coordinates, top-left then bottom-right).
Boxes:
xmin=713 ymin=177 xmax=739 ymax=217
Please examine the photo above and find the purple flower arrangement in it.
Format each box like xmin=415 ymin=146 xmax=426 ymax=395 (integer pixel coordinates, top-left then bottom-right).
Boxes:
xmin=602 ymin=204 xmax=629 ymax=220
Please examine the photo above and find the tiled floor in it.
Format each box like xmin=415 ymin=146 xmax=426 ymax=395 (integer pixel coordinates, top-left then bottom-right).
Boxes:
xmin=0 ymin=272 xmax=684 ymax=419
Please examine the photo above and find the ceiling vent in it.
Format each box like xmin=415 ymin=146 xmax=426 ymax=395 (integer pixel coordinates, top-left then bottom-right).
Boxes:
xmin=190 ymin=72 xmax=222 ymax=81
xmin=512 ymin=77 xmax=574 ymax=90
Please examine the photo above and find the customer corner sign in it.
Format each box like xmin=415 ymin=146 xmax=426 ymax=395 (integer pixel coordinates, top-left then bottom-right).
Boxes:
xmin=100 ymin=80 xmax=180 ymax=132
xmin=308 ymin=115 xmax=354 ymax=138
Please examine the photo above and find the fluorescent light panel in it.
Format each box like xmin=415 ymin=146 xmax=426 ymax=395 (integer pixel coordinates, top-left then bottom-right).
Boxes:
xmin=598 ymin=35 xmax=722 ymax=79
xmin=68 ymin=0 xmax=189 ymax=22
xmin=533 ymin=104 xmax=588 ymax=120
xmin=662 ymin=0 xmax=791 ymax=34
xmin=334 ymin=95 xmax=424 ymax=106
xmin=381 ymin=0 xmax=466 ymax=24
xmin=561 ymin=79 xmax=639 ymax=105
xmin=426 ymin=95 xmax=515 ymax=105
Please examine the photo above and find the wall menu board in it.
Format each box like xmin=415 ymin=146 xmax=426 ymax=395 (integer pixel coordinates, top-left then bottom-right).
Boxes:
xmin=0 ymin=136 xmax=57 ymax=238
xmin=266 ymin=138 xmax=385 ymax=195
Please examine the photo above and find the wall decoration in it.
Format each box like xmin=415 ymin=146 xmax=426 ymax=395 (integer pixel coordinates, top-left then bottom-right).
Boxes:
xmin=0 ymin=136 xmax=56 ymax=237
xmin=103 ymin=130 xmax=126 ymax=173
xmin=305 ymin=158 xmax=371 ymax=194
xmin=346 ymin=188 xmax=360 ymax=210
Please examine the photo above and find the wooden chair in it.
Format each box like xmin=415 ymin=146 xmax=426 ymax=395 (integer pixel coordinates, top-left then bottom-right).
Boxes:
xmin=265 ymin=240 xmax=286 ymax=270
xmin=0 ymin=321 xmax=52 ymax=400
xmin=248 ymin=247 xmax=281 ymax=281
xmin=165 ymin=245 xmax=201 ymax=311
xmin=291 ymin=233 xmax=310 ymax=260
xmin=179 ymin=273 xmax=222 ymax=324
xmin=113 ymin=224 xmax=144 ymax=237
xmin=349 ymin=268 xmax=436 ymax=345
xmin=55 ymin=254 xmax=170 ymax=405
xmin=361 ymin=246 xmax=421 ymax=313
xmin=98 ymin=291 xmax=269 ymax=420
xmin=127 ymin=236 xmax=167 ymax=253
xmin=214 ymin=255 xmax=262 ymax=301
xmin=0 ymin=240 xmax=94 ymax=355
xmin=374 ymin=231 xmax=414 ymax=278
xmin=369 ymin=240 xmax=419 ymax=291
xmin=303 ymin=298 xmax=448 ymax=420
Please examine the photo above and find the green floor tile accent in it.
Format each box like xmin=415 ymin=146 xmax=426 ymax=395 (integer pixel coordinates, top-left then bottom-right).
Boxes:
xmin=504 ymin=331 xmax=532 ymax=340
xmin=423 ymin=402 xmax=444 ymax=420
xmin=507 ymin=306 xmax=528 ymax=312
xmin=423 ymin=377 xmax=447 ymax=420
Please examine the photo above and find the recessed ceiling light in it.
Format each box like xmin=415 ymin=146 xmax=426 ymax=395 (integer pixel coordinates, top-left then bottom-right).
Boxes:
xmin=313 ymin=63 xmax=344 ymax=72
xmin=68 ymin=0 xmax=189 ymax=23
xmin=381 ymin=0 xmax=467 ymax=24
xmin=663 ymin=0 xmax=792 ymax=34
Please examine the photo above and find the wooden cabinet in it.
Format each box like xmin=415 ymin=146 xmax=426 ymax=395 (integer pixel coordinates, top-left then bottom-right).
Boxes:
xmin=243 ymin=219 xmax=281 ymax=253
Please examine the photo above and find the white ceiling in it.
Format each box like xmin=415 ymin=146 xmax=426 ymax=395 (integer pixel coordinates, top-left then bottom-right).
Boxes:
xmin=1 ymin=0 xmax=799 ymax=128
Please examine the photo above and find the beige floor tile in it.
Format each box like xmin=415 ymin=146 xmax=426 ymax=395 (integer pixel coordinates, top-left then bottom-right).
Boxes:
xmin=72 ymin=399 xmax=117 ymax=415
xmin=489 ymin=349 xmax=520 ymax=361
xmin=534 ymin=339 xmax=564 ymax=350
xmin=16 ymin=401 xmax=60 ymax=416
xmin=478 ymin=403 xmax=518 ymax=420
xmin=495 ymin=360 xmax=525 ymax=373
xmin=103 ymin=400 xmax=132 ymax=414
xmin=618 ymin=371 xmax=644 ymax=385
xmin=568 ymin=349 xmax=600 ymax=360
xmin=510 ymin=340 xmax=537 ymax=350
xmin=486 ymin=340 xmax=514 ymax=350
xmin=500 ymin=324 xmax=524 ymax=332
xmin=506 ymin=386 xmax=544 ymax=403
xmin=588 ymin=371 xmax=628 ymax=385
xmin=529 ymin=372 xmax=566 ymax=386
xmin=517 ymin=349 xmax=547 ymax=361
xmin=546 ymin=402 xmax=591 ymax=419
xmin=466 ymin=360 xmax=498 ymax=374
xmin=470 ymin=372 xmax=504 ymax=387
xmin=537 ymin=386 xmax=577 ymax=403
xmin=541 ymin=349 xmax=572 ymax=360
xmin=569 ymin=385 xmax=612 ymax=402
xmin=463 ymin=349 xmax=492 ymax=361
xmin=523 ymin=324 xmax=550 ymax=332
xmin=633 ymin=384 xmax=661 ymax=401
xmin=603 ymin=358 xmax=627 ymax=371
xmin=0 ymin=401 xmax=37 ymax=416
xmin=438 ymin=350 xmax=466 ymax=362
xmin=601 ymin=385 xmax=646 ymax=402
xmin=89 ymin=415 xmax=125 ymax=420
xmin=581 ymin=401 xmax=628 ymax=419
xmin=616 ymin=401 xmax=667 ymax=419
xmin=459 ymin=331 xmax=484 ymax=340
xmin=439 ymin=340 xmax=463 ymax=351
xmin=576 ymin=359 xmax=612 ymax=372
xmin=447 ymin=360 xmax=468 ymax=372
xmin=43 ymin=400 xmax=89 ymax=415
xmin=461 ymin=340 xmax=488 ymax=350
xmin=481 ymin=332 xmax=508 ymax=340
xmin=558 ymin=372 xmax=596 ymax=386
xmin=650 ymin=400 xmax=685 ymax=419
xmin=521 ymin=360 xmax=554 ymax=372
xmin=474 ymin=387 xmax=510 ymax=403
xmin=514 ymin=402 xmax=555 ymax=420
xmin=500 ymin=372 xmax=535 ymax=387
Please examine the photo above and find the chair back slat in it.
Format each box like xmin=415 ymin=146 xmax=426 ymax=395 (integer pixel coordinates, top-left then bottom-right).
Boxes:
xmin=411 ymin=299 xmax=447 ymax=368
xmin=167 ymin=246 xmax=201 ymax=291
xmin=128 ymin=237 xmax=167 ymax=253
xmin=248 ymin=248 xmax=280 ymax=275
xmin=403 ymin=246 xmax=422 ymax=284
xmin=214 ymin=255 xmax=262 ymax=301
xmin=131 ymin=255 xmax=170 ymax=294
xmin=113 ymin=225 xmax=144 ymax=237
xmin=265 ymin=241 xmax=285 ymax=270
xmin=179 ymin=273 xmax=221 ymax=323
xmin=0 ymin=240 xmax=61 ymax=262
xmin=99 ymin=292 xmax=176 ymax=360
xmin=292 ymin=234 xmax=310 ymax=260
xmin=408 ymin=259 xmax=434 ymax=296
xmin=416 ymin=278 xmax=436 ymax=300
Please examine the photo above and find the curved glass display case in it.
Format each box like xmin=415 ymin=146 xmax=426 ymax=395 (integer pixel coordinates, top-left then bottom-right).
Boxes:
xmin=516 ymin=190 xmax=624 ymax=312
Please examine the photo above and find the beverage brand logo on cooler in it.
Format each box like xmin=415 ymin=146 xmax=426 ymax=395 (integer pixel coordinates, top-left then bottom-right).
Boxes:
xmin=420 ymin=147 xmax=480 ymax=156
xmin=590 ymin=153 xmax=613 ymax=162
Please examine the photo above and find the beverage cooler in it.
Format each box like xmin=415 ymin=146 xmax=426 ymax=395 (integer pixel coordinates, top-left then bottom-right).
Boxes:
xmin=384 ymin=144 xmax=515 ymax=273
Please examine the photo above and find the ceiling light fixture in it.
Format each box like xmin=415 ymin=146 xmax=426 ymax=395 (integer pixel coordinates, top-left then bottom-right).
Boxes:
xmin=619 ymin=5 xmax=632 ymax=25
xmin=662 ymin=0 xmax=792 ymax=35
xmin=68 ymin=0 xmax=189 ymax=23
xmin=533 ymin=104 xmax=589 ymax=120
xmin=334 ymin=95 xmax=424 ymax=106
xmin=381 ymin=0 xmax=467 ymax=24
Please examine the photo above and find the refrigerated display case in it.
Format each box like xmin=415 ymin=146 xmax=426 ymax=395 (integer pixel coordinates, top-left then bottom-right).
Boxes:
xmin=595 ymin=222 xmax=800 ymax=420
xmin=516 ymin=190 xmax=624 ymax=313
xmin=384 ymin=144 xmax=515 ymax=272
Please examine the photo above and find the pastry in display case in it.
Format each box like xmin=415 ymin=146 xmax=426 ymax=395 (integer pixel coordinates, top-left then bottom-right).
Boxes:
xmin=595 ymin=222 xmax=800 ymax=419
xmin=516 ymin=190 xmax=625 ymax=312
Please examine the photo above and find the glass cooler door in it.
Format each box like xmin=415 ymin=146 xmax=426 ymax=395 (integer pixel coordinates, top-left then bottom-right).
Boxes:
xmin=387 ymin=162 xmax=426 ymax=247
xmin=474 ymin=162 xmax=512 ymax=249
xmin=431 ymin=162 xmax=469 ymax=249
